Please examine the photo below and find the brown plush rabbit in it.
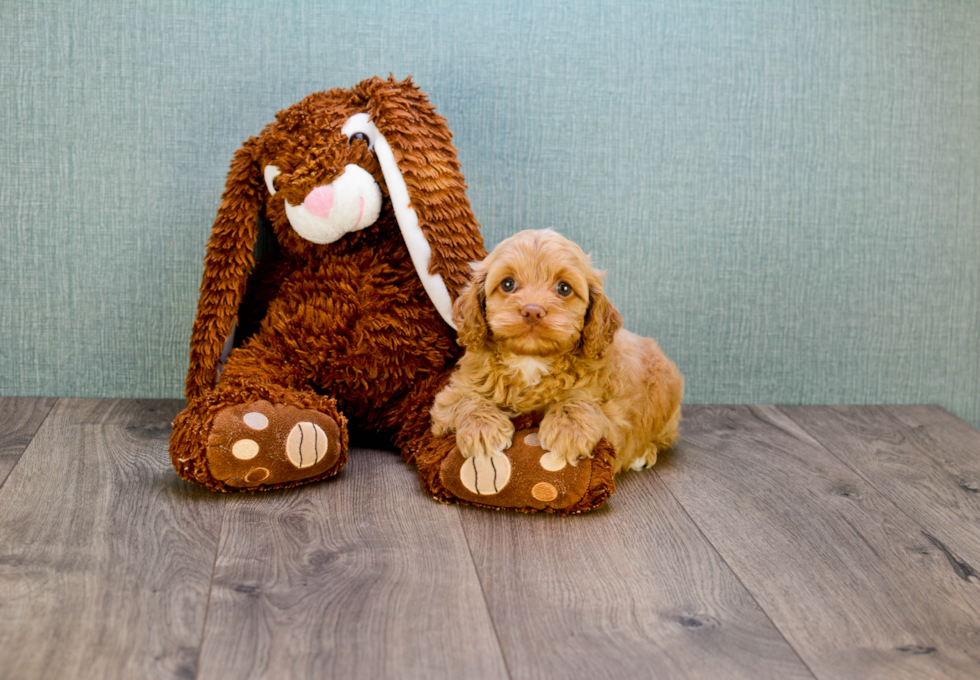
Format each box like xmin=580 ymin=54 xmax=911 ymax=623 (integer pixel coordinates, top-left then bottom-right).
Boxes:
xmin=169 ymin=76 xmax=615 ymax=514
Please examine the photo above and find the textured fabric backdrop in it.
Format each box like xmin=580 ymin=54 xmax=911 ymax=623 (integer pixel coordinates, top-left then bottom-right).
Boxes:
xmin=1 ymin=1 xmax=978 ymax=426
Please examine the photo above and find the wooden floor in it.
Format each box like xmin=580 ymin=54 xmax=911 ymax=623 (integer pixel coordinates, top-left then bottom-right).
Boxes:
xmin=1 ymin=399 xmax=980 ymax=679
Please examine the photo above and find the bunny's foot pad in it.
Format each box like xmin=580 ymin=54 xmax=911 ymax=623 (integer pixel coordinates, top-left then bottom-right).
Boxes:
xmin=207 ymin=401 xmax=344 ymax=488
xmin=430 ymin=428 xmax=616 ymax=514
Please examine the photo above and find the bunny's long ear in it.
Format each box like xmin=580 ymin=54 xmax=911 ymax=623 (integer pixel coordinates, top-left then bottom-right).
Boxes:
xmin=185 ymin=137 xmax=265 ymax=399
xmin=352 ymin=76 xmax=487 ymax=324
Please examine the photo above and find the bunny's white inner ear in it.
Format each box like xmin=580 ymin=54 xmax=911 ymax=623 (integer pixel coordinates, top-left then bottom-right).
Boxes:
xmin=342 ymin=113 xmax=457 ymax=330
xmin=264 ymin=165 xmax=281 ymax=195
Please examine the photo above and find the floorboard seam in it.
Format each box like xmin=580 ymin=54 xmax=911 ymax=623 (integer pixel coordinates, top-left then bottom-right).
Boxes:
xmin=0 ymin=398 xmax=60 ymax=490
xmin=455 ymin=506 xmax=515 ymax=680
xmin=652 ymin=466 xmax=821 ymax=680
xmin=0 ymin=455 xmax=22 ymax=490
xmin=194 ymin=497 xmax=229 ymax=680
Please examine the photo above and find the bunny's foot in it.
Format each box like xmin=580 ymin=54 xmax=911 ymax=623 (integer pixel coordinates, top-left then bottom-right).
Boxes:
xmin=206 ymin=401 xmax=344 ymax=488
xmin=170 ymin=386 xmax=348 ymax=492
xmin=413 ymin=419 xmax=616 ymax=515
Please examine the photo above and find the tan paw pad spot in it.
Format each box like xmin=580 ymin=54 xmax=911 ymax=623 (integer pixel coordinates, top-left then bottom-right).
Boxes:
xmin=539 ymin=450 xmax=566 ymax=472
xmin=242 ymin=412 xmax=269 ymax=430
xmin=231 ymin=439 xmax=260 ymax=460
xmin=523 ymin=432 xmax=542 ymax=447
xmin=244 ymin=467 xmax=270 ymax=484
xmin=531 ymin=482 xmax=558 ymax=502
xmin=286 ymin=422 xmax=330 ymax=469
xmin=460 ymin=454 xmax=512 ymax=495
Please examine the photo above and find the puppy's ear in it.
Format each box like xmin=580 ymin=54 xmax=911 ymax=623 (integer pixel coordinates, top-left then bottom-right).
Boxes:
xmin=581 ymin=283 xmax=623 ymax=359
xmin=452 ymin=265 xmax=489 ymax=348
xmin=185 ymin=136 xmax=265 ymax=399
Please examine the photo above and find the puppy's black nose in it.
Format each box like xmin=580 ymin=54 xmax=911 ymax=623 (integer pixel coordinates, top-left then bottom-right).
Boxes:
xmin=521 ymin=305 xmax=546 ymax=324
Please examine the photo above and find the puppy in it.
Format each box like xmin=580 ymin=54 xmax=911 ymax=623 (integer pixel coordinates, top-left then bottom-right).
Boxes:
xmin=431 ymin=229 xmax=683 ymax=473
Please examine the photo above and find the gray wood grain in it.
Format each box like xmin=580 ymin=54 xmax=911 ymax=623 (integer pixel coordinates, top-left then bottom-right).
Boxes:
xmin=458 ymin=464 xmax=816 ymax=680
xmin=887 ymin=405 xmax=980 ymax=493
xmin=660 ymin=405 xmax=980 ymax=680
xmin=781 ymin=405 xmax=980 ymax=567
xmin=196 ymin=447 xmax=509 ymax=680
xmin=5 ymin=401 xmax=979 ymax=680
xmin=0 ymin=398 xmax=223 ymax=680
xmin=0 ymin=396 xmax=58 ymax=486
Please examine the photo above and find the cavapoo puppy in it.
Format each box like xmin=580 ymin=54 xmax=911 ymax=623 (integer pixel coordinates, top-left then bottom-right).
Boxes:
xmin=431 ymin=229 xmax=683 ymax=473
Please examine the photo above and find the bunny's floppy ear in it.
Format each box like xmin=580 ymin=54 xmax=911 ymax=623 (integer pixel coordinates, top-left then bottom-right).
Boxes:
xmin=343 ymin=76 xmax=487 ymax=326
xmin=185 ymin=137 xmax=265 ymax=399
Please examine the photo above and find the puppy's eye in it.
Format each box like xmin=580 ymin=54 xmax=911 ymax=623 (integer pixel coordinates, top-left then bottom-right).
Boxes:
xmin=556 ymin=281 xmax=573 ymax=297
xmin=500 ymin=278 xmax=516 ymax=293
xmin=349 ymin=132 xmax=370 ymax=144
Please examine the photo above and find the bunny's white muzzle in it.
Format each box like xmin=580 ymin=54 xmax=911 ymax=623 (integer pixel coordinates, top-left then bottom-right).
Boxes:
xmin=263 ymin=164 xmax=382 ymax=245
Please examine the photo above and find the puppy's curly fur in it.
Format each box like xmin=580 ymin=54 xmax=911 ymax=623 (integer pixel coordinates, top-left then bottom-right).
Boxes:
xmin=431 ymin=229 xmax=683 ymax=473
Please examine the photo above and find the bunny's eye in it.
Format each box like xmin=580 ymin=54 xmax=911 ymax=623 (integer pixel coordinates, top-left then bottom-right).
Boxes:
xmin=342 ymin=113 xmax=378 ymax=150
xmin=500 ymin=278 xmax=516 ymax=293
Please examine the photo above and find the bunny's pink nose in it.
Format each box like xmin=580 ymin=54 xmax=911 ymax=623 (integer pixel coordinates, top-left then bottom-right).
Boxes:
xmin=304 ymin=185 xmax=335 ymax=219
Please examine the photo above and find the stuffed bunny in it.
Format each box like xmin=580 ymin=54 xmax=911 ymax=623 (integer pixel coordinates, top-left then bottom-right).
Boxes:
xmin=169 ymin=76 xmax=615 ymax=514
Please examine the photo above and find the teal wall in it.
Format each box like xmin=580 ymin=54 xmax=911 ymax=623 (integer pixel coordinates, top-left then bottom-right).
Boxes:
xmin=2 ymin=1 xmax=978 ymax=427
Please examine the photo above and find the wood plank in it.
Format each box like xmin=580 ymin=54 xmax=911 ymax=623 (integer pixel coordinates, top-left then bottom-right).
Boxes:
xmin=197 ymin=447 xmax=509 ymax=680
xmin=781 ymin=405 xmax=980 ymax=567
xmin=658 ymin=405 xmax=980 ymax=680
xmin=458 ymin=464 xmax=816 ymax=679
xmin=887 ymin=405 xmax=980 ymax=492
xmin=0 ymin=398 xmax=224 ymax=680
xmin=0 ymin=397 xmax=58 ymax=486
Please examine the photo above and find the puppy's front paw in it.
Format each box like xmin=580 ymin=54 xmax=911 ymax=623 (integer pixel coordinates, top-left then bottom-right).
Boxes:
xmin=538 ymin=421 xmax=600 ymax=466
xmin=455 ymin=415 xmax=515 ymax=459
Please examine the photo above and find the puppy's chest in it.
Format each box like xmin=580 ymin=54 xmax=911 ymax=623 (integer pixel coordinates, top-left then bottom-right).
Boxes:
xmin=489 ymin=355 xmax=572 ymax=411
xmin=504 ymin=356 xmax=554 ymax=386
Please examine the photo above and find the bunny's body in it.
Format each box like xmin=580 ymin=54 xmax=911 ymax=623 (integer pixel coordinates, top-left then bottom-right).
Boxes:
xmin=221 ymin=215 xmax=458 ymax=432
xmin=170 ymin=77 xmax=482 ymax=491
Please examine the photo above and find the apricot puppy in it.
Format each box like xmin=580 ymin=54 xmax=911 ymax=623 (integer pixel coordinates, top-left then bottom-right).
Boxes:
xmin=431 ymin=229 xmax=683 ymax=473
